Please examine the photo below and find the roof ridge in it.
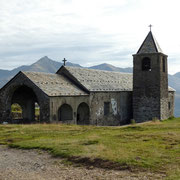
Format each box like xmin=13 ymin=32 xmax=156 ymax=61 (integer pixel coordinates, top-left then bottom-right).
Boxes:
xmin=22 ymin=71 xmax=56 ymax=75
xmin=65 ymin=66 xmax=132 ymax=75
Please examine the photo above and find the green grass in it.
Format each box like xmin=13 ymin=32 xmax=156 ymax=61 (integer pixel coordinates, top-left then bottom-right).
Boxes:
xmin=0 ymin=118 xmax=180 ymax=179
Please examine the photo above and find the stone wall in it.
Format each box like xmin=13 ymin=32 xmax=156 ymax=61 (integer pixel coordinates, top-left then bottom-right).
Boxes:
xmin=89 ymin=92 xmax=132 ymax=125
xmin=133 ymin=53 xmax=169 ymax=122
xmin=160 ymin=98 xmax=169 ymax=120
xmin=133 ymin=96 xmax=161 ymax=122
xmin=168 ymin=91 xmax=175 ymax=117
xmin=49 ymin=96 xmax=89 ymax=124
xmin=49 ymin=91 xmax=132 ymax=126
xmin=160 ymin=55 xmax=169 ymax=120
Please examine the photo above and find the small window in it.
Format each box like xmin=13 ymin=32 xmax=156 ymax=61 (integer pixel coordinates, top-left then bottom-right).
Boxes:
xmin=168 ymin=102 xmax=171 ymax=110
xmin=104 ymin=102 xmax=110 ymax=115
xmin=162 ymin=57 xmax=166 ymax=72
xmin=142 ymin=57 xmax=151 ymax=71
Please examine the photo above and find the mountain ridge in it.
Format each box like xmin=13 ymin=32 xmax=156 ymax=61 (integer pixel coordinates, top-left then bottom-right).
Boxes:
xmin=0 ymin=56 xmax=180 ymax=117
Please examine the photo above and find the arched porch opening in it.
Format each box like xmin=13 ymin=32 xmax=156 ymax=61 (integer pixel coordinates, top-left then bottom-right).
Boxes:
xmin=11 ymin=103 xmax=23 ymax=123
xmin=11 ymin=85 xmax=39 ymax=123
xmin=58 ymin=104 xmax=73 ymax=122
xmin=77 ymin=102 xmax=90 ymax=125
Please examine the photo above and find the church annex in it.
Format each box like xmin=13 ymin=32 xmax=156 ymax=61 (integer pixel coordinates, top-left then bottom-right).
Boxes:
xmin=0 ymin=31 xmax=175 ymax=125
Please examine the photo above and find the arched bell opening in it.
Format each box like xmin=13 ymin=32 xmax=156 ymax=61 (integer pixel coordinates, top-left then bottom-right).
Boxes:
xmin=142 ymin=57 xmax=151 ymax=71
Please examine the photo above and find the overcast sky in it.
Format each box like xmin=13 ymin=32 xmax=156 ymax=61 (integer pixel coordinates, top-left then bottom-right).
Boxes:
xmin=1 ymin=0 xmax=180 ymax=74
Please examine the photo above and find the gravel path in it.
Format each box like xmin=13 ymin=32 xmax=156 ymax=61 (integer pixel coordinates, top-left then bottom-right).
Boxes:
xmin=0 ymin=146 xmax=166 ymax=180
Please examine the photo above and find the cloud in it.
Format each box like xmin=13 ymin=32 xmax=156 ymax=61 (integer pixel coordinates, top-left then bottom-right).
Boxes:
xmin=0 ymin=0 xmax=180 ymax=74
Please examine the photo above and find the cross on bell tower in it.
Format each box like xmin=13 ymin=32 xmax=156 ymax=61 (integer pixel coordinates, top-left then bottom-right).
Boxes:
xmin=149 ymin=24 xmax=152 ymax=31
xmin=62 ymin=58 xmax=67 ymax=66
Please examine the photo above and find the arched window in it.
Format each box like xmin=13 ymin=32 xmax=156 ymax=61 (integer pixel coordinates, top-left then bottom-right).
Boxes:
xmin=58 ymin=104 xmax=73 ymax=121
xmin=142 ymin=57 xmax=151 ymax=71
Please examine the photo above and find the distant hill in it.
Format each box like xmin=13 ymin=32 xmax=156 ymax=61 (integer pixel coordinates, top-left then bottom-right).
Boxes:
xmin=89 ymin=63 xmax=132 ymax=73
xmin=173 ymin=72 xmax=180 ymax=79
xmin=0 ymin=56 xmax=180 ymax=117
xmin=11 ymin=56 xmax=82 ymax=74
xmin=168 ymin=74 xmax=180 ymax=92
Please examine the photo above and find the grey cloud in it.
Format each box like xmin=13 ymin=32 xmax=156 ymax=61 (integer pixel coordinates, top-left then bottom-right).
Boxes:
xmin=0 ymin=31 xmax=121 ymax=69
xmin=3 ymin=0 xmax=179 ymax=72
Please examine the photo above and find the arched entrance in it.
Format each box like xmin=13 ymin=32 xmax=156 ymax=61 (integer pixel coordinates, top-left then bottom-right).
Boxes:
xmin=58 ymin=104 xmax=73 ymax=121
xmin=10 ymin=85 xmax=40 ymax=123
xmin=77 ymin=102 xmax=90 ymax=125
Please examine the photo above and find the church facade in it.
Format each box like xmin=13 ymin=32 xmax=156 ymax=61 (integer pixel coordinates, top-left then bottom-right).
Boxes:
xmin=0 ymin=31 xmax=175 ymax=125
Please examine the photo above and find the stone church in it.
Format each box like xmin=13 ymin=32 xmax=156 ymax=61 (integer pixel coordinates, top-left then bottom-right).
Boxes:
xmin=0 ymin=31 xmax=175 ymax=125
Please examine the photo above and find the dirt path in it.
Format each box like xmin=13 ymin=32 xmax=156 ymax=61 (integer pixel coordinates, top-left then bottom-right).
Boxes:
xmin=0 ymin=146 xmax=165 ymax=180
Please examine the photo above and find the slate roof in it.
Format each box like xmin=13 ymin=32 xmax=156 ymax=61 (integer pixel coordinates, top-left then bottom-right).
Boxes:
xmin=22 ymin=71 xmax=88 ymax=96
xmin=61 ymin=66 xmax=175 ymax=92
xmin=137 ymin=31 xmax=163 ymax=54
xmin=64 ymin=66 xmax=133 ymax=91
xmin=22 ymin=67 xmax=175 ymax=97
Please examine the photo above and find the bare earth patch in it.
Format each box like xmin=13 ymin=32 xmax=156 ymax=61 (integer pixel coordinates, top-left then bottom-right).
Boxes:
xmin=0 ymin=145 xmax=165 ymax=180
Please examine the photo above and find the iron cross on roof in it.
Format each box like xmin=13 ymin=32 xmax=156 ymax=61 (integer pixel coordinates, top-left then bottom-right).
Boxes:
xmin=149 ymin=24 xmax=153 ymax=31
xmin=62 ymin=58 xmax=67 ymax=66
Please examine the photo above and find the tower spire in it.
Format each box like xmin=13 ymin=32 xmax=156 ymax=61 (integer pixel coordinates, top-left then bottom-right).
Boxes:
xmin=137 ymin=30 xmax=163 ymax=54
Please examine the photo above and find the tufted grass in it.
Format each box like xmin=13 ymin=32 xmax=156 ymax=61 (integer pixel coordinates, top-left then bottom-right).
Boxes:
xmin=0 ymin=118 xmax=180 ymax=179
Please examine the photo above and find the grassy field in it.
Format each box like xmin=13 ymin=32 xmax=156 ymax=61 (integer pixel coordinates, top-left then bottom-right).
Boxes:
xmin=0 ymin=118 xmax=179 ymax=179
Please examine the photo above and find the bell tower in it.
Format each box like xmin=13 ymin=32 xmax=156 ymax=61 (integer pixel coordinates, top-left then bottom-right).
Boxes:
xmin=133 ymin=30 xmax=168 ymax=122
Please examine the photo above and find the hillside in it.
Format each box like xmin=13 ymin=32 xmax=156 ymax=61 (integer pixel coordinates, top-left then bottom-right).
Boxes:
xmin=0 ymin=56 xmax=180 ymax=116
